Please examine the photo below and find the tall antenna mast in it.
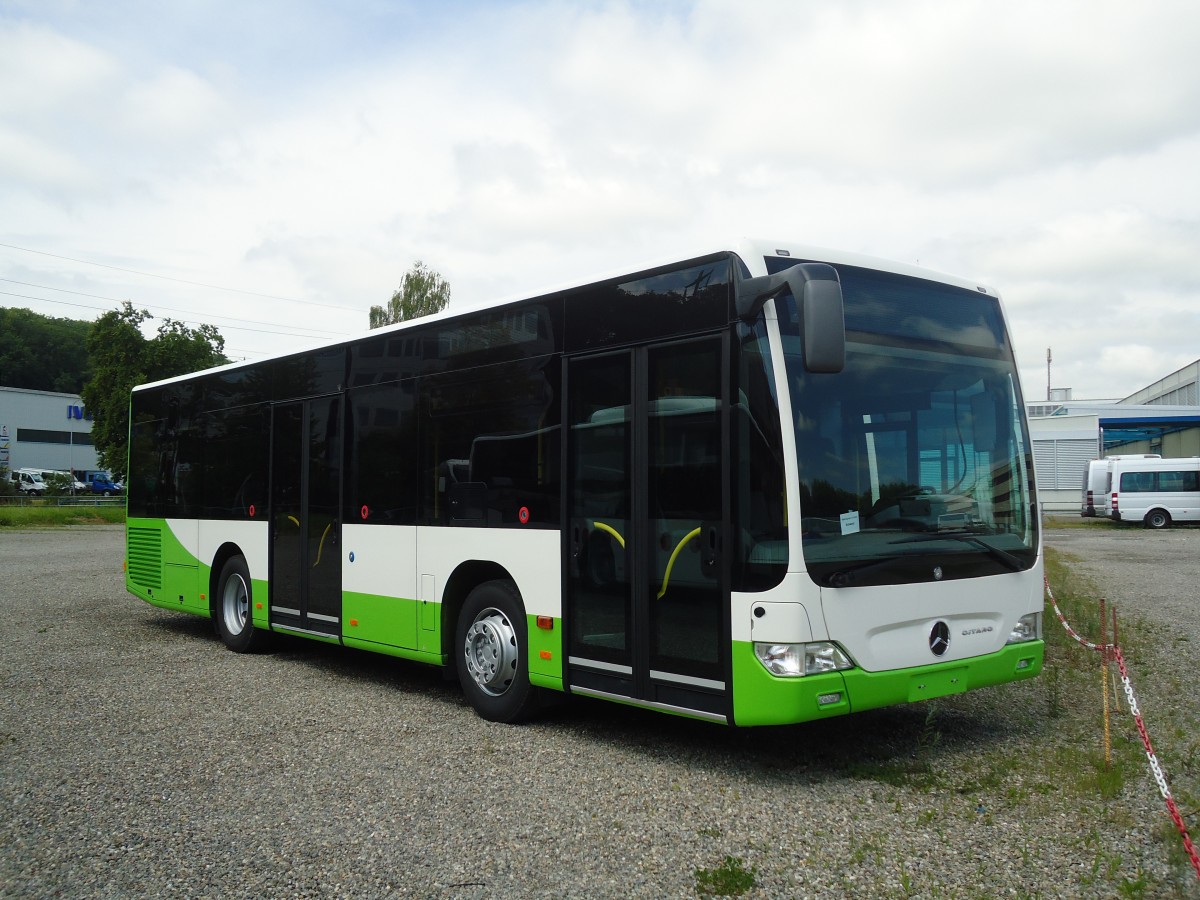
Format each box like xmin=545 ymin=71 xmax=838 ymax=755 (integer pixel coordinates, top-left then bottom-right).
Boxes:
xmin=1046 ymin=347 xmax=1052 ymax=401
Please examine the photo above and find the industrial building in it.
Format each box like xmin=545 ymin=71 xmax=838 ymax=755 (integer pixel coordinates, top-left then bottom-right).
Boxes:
xmin=0 ymin=386 xmax=100 ymax=478
xmin=1028 ymin=360 xmax=1200 ymax=512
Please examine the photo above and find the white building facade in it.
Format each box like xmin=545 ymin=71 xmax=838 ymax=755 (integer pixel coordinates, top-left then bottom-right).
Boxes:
xmin=0 ymin=386 xmax=101 ymax=476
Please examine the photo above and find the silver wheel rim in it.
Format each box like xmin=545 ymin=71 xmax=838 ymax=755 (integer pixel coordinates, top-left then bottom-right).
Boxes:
xmin=222 ymin=572 xmax=249 ymax=636
xmin=463 ymin=606 xmax=518 ymax=697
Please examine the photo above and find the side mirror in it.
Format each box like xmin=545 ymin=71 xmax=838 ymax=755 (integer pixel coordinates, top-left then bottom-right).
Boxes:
xmin=736 ymin=263 xmax=845 ymax=373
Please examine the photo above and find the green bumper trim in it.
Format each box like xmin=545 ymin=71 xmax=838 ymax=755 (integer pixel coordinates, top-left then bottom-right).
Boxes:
xmin=526 ymin=614 xmax=564 ymax=692
xmin=732 ymin=640 xmax=1044 ymax=726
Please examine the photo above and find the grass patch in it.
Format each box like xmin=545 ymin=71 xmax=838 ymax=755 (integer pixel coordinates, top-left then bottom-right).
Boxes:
xmin=694 ymin=855 xmax=757 ymax=897
xmin=0 ymin=504 xmax=125 ymax=527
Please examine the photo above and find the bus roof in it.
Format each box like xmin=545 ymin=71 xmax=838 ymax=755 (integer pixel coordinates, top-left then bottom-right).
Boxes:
xmin=133 ymin=238 xmax=999 ymax=393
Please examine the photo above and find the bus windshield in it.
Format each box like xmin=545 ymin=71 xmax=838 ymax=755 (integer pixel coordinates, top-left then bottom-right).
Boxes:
xmin=773 ymin=261 xmax=1038 ymax=588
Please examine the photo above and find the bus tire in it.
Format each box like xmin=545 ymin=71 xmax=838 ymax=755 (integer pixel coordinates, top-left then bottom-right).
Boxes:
xmin=456 ymin=580 xmax=539 ymax=723
xmin=1144 ymin=509 xmax=1171 ymax=530
xmin=215 ymin=555 xmax=264 ymax=653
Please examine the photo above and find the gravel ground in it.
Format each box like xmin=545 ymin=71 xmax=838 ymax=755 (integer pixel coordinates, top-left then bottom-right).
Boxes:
xmin=1 ymin=523 xmax=1198 ymax=898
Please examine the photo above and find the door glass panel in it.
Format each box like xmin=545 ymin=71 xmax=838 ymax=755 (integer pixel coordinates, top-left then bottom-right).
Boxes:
xmin=647 ymin=340 xmax=723 ymax=680
xmin=567 ymin=354 xmax=632 ymax=666
xmin=271 ymin=404 xmax=304 ymax=614
xmin=306 ymin=396 xmax=341 ymax=622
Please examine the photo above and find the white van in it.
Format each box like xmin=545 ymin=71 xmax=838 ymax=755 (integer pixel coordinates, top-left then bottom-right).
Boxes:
xmin=1109 ymin=457 xmax=1200 ymax=529
xmin=7 ymin=469 xmax=46 ymax=495
xmin=1081 ymin=454 xmax=1159 ymax=517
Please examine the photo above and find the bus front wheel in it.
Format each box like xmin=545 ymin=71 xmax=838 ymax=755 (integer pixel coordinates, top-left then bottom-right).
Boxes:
xmin=1144 ymin=509 xmax=1172 ymax=530
xmin=215 ymin=555 xmax=265 ymax=652
xmin=456 ymin=580 xmax=539 ymax=723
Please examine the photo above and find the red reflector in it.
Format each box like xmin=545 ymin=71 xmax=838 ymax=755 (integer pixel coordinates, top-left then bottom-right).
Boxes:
xmin=536 ymin=616 xmax=554 ymax=630
xmin=350 ymin=618 xmax=359 ymax=627
xmin=539 ymin=650 xmax=552 ymax=660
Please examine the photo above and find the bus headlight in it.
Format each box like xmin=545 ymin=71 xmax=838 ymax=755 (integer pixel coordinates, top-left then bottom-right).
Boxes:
xmin=754 ymin=642 xmax=853 ymax=677
xmin=1006 ymin=612 xmax=1042 ymax=644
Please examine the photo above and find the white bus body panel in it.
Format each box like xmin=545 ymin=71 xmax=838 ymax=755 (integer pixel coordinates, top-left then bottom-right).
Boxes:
xmin=341 ymin=525 xmax=417 ymax=601
xmin=414 ymin=526 xmax=562 ymax=618
xmin=192 ymin=519 xmax=270 ymax=582
xmin=819 ymin=566 xmax=1044 ymax=671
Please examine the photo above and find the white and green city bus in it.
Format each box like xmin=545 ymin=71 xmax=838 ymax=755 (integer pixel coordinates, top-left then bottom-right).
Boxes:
xmin=125 ymin=239 xmax=1044 ymax=725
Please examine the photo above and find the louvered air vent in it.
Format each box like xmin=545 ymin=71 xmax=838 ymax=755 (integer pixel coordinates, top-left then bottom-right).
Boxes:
xmin=127 ymin=526 xmax=162 ymax=590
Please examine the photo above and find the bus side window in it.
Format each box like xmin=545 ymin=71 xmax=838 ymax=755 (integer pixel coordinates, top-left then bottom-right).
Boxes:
xmin=732 ymin=320 xmax=788 ymax=590
xmin=419 ymin=357 xmax=561 ymax=527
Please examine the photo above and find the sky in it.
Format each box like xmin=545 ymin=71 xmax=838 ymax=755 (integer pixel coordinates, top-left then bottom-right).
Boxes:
xmin=3 ymin=0 xmax=1199 ymax=401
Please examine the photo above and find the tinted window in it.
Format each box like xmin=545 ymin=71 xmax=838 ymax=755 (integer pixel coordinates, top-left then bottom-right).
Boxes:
xmin=349 ymin=333 xmax=423 ymax=387
xmin=270 ymin=346 xmax=347 ymax=401
xmin=346 ymin=381 xmax=418 ymax=524
xmin=201 ymin=364 xmax=271 ymax=412
xmin=128 ymin=385 xmax=201 ymax=518
xmin=427 ymin=302 xmax=561 ymax=371
xmin=766 ymin=258 xmax=1008 ymax=355
xmin=1159 ymin=470 xmax=1199 ymax=492
xmin=419 ymin=357 xmax=561 ymax=527
xmin=197 ymin=406 xmax=269 ymax=519
xmin=1122 ymin=470 xmax=1200 ymax=492
xmin=732 ymin=320 xmax=788 ymax=590
xmin=565 ymin=256 xmax=731 ymax=352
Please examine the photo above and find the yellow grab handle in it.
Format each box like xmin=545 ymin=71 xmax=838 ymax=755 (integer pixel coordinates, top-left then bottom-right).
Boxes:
xmin=590 ymin=520 xmax=626 ymax=549
xmin=312 ymin=522 xmax=332 ymax=568
xmin=657 ymin=527 xmax=702 ymax=600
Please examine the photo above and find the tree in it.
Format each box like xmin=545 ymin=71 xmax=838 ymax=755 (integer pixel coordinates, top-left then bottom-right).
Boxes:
xmin=0 ymin=307 xmax=93 ymax=393
xmin=81 ymin=302 xmax=227 ymax=479
xmin=369 ymin=260 xmax=450 ymax=328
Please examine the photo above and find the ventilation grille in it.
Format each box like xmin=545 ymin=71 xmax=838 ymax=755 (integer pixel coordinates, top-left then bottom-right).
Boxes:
xmin=127 ymin=526 xmax=162 ymax=590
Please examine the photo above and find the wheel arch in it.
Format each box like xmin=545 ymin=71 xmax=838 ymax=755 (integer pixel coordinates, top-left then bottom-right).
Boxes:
xmin=440 ymin=560 xmax=520 ymax=658
xmin=1144 ymin=508 xmax=1172 ymax=529
xmin=208 ymin=541 xmax=249 ymax=621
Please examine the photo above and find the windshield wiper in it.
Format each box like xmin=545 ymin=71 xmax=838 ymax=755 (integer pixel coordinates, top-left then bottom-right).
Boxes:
xmin=888 ymin=531 xmax=1025 ymax=572
xmin=822 ymin=556 xmax=903 ymax=587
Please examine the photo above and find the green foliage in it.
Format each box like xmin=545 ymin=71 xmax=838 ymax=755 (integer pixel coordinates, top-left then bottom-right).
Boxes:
xmin=369 ymin=260 xmax=450 ymax=328
xmin=0 ymin=307 xmax=93 ymax=393
xmin=81 ymin=302 xmax=226 ymax=480
xmin=694 ymin=855 xmax=757 ymax=897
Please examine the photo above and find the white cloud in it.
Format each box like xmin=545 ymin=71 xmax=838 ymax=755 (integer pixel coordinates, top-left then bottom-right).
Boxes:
xmin=2 ymin=0 xmax=1200 ymax=397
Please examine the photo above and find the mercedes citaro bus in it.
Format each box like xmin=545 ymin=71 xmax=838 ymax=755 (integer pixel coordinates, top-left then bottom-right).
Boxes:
xmin=125 ymin=239 xmax=1043 ymax=725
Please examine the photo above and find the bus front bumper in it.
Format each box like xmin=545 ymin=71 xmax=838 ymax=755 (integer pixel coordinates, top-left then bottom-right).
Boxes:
xmin=731 ymin=640 xmax=1044 ymax=726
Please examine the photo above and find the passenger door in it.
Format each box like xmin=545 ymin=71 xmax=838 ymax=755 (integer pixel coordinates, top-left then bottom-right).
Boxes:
xmin=564 ymin=335 xmax=729 ymax=721
xmin=270 ymin=396 xmax=342 ymax=636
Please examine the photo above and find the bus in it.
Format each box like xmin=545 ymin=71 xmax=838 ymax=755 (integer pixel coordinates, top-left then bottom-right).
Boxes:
xmin=125 ymin=239 xmax=1044 ymax=725
xmin=1109 ymin=456 xmax=1200 ymax=528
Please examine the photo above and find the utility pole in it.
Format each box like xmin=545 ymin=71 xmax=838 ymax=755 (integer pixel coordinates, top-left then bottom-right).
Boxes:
xmin=1046 ymin=347 xmax=1052 ymax=401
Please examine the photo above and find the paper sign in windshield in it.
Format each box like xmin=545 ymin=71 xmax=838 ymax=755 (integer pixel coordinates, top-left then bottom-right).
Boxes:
xmin=840 ymin=510 xmax=860 ymax=535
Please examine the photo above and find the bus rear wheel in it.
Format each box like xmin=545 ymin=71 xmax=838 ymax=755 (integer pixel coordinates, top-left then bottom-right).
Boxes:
xmin=1144 ymin=509 xmax=1172 ymax=529
xmin=456 ymin=580 xmax=540 ymax=723
xmin=215 ymin=555 xmax=265 ymax=652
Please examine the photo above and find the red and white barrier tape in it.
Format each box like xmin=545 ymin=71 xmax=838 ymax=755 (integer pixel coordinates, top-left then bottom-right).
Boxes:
xmin=1044 ymin=575 xmax=1111 ymax=653
xmin=1112 ymin=645 xmax=1200 ymax=880
xmin=1044 ymin=576 xmax=1200 ymax=881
